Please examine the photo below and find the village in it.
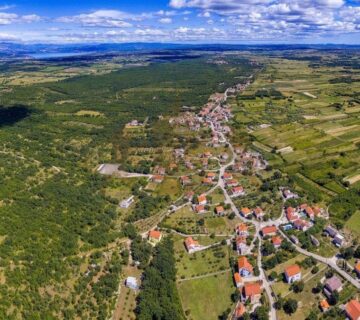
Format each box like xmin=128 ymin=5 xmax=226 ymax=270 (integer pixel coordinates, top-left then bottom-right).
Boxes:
xmin=107 ymin=79 xmax=360 ymax=320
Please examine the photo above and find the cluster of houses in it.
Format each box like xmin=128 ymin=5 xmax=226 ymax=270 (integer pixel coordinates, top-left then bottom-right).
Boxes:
xmin=232 ymin=150 xmax=268 ymax=172
xmin=285 ymin=206 xmax=313 ymax=231
xmin=232 ymin=256 xmax=263 ymax=307
xmin=168 ymin=111 xmax=201 ymax=131
xmin=240 ymin=207 xmax=265 ymax=220
xmin=261 ymin=225 xmax=284 ymax=250
xmin=324 ymin=225 xmax=345 ymax=247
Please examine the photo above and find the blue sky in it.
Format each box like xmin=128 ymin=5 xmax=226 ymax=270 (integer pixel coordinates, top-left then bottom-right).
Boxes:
xmin=0 ymin=0 xmax=359 ymax=43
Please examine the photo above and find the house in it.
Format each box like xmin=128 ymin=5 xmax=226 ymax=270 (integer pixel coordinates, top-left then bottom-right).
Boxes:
xmin=226 ymin=179 xmax=239 ymax=187
xmin=253 ymin=207 xmax=264 ymax=219
xmin=284 ymin=264 xmax=301 ymax=283
xmin=261 ymin=225 xmax=277 ymax=237
xmin=236 ymin=236 xmax=248 ymax=255
xmin=148 ymin=230 xmax=162 ymax=245
xmin=223 ymin=172 xmax=233 ymax=180
xmin=185 ymin=191 xmax=194 ymax=201
xmin=325 ymin=225 xmax=337 ymax=238
xmin=324 ymin=276 xmax=342 ymax=297
xmin=169 ymin=163 xmax=177 ymax=171
xmin=355 ymin=262 xmax=360 ymax=277
xmin=185 ymin=161 xmax=194 ymax=169
xmin=153 ymin=166 xmax=166 ymax=175
xmin=293 ymin=219 xmax=311 ymax=232
xmin=272 ymin=236 xmax=282 ymax=249
xmin=207 ymin=172 xmax=216 ymax=180
xmin=346 ymin=300 xmax=360 ymax=320
xmin=236 ymin=223 xmax=249 ymax=237
xmin=234 ymin=303 xmax=246 ymax=319
xmin=215 ymin=206 xmax=225 ymax=216
xmin=320 ymin=299 xmax=330 ymax=312
xmin=232 ymin=186 xmax=245 ymax=197
xmin=282 ymin=188 xmax=298 ymax=199
xmin=242 ymin=282 xmax=262 ymax=303
xmin=195 ymin=205 xmax=206 ymax=214
xmin=234 ymin=272 xmax=243 ymax=288
xmin=185 ymin=237 xmax=202 ymax=253
xmin=310 ymin=235 xmax=320 ymax=247
xmin=238 ymin=256 xmax=253 ymax=277
xmin=120 ymin=196 xmax=134 ymax=209
xmin=197 ymin=194 xmax=207 ymax=205
xmin=180 ymin=176 xmax=191 ymax=186
xmin=241 ymin=207 xmax=252 ymax=218
xmin=202 ymin=177 xmax=213 ymax=185
xmin=286 ymin=207 xmax=298 ymax=222
xmin=290 ymin=235 xmax=299 ymax=244
xmin=125 ymin=277 xmax=139 ymax=290
xmin=152 ymin=175 xmax=164 ymax=183
xmin=333 ymin=233 xmax=344 ymax=247
xmin=304 ymin=206 xmax=315 ymax=220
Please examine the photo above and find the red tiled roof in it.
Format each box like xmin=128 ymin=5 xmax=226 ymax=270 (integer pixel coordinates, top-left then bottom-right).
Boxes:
xmin=346 ymin=300 xmax=360 ymax=320
xmin=232 ymin=186 xmax=244 ymax=193
xmin=272 ymin=236 xmax=282 ymax=246
xmin=195 ymin=205 xmax=205 ymax=212
xmin=234 ymin=272 xmax=242 ymax=284
xmin=261 ymin=225 xmax=277 ymax=235
xmin=320 ymin=299 xmax=330 ymax=311
xmin=238 ymin=256 xmax=253 ymax=273
xmin=185 ymin=237 xmax=199 ymax=249
xmin=202 ymin=177 xmax=212 ymax=184
xmin=236 ymin=236 xmax=247 ymax=245
xmin=197 ymin=194 xmax=206 ymax=203
xmin=235 ymin=303 xmax=246 ymax=317
xmin=216 ymin=206 xmax=224 ymax=213
xmin=355 ymin=262 xmax=360 ymax=273
xmin=149 ymin=230 xmax=161 ymax=240
xmin=241 ymin=207 xmax=251 ymax=215
xmin=237 ymin=223 xmax=248 ymax=232
xmin=243 ymin=282 xmax=262 ymax=297
xmin=285 ymin=264 xmax=301 ymax=277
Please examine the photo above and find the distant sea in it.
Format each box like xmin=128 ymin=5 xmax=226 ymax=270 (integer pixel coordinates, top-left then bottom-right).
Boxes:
xmin=30 ymin=52 xmax=87 ymax=59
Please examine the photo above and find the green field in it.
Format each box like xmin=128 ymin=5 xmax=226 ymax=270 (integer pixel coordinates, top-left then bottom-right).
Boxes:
xmin=177 ymin=271 xmax=235 ymax=320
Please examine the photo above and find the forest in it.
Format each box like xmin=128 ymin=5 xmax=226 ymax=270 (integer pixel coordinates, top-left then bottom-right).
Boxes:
xmin=0 ymin=54 xmax=255 ymax=318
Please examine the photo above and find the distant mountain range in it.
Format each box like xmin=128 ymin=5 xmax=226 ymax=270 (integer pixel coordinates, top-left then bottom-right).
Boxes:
xmin=0 ymin=42 xmax=359 ymax=59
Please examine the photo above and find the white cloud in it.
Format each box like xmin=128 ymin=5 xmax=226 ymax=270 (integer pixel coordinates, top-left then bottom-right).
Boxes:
xmin=57 ymin=10 xmax=133 ymax=28
xmin=159 ymin=17 xmax=172 ymax=24
xmin=0 ymin=12 xmax=41 ymax=25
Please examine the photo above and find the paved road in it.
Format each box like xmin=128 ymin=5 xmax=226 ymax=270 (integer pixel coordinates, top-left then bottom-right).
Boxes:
xmin=209 ymin=89 xmax=278 ymax=320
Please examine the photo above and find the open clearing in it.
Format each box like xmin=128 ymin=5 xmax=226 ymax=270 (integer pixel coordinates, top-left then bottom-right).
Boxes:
xmin=177 ymin=271 xmax=234 ymax=320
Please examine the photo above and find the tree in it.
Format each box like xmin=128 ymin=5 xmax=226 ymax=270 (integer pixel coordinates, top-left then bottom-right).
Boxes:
xmin=329 ymin=291 xmax=339 ymax=305
xmin=274 ymin=296 xmax=284 ymax=310
xmin=354 ymin=246 xmax=360 ymax=258
xmin=306 ymin=310 xmax=318 ymax=320
xmin=253 ymin=306 xmax=269 ymax=320
xmin=269 ymin=271 xmax=278 ymax=281
xmin=311 ymin=266 xmax=319 ymax=274
xmin=312 ymin=281 xmax=323 ymax=294
xmin=283 ymin=299 xmax=298 ymax=314
xmin=292 ymin=281 xmax=304 ymax=293
xmin=122 ymin=224 xmax=137 ymax=239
